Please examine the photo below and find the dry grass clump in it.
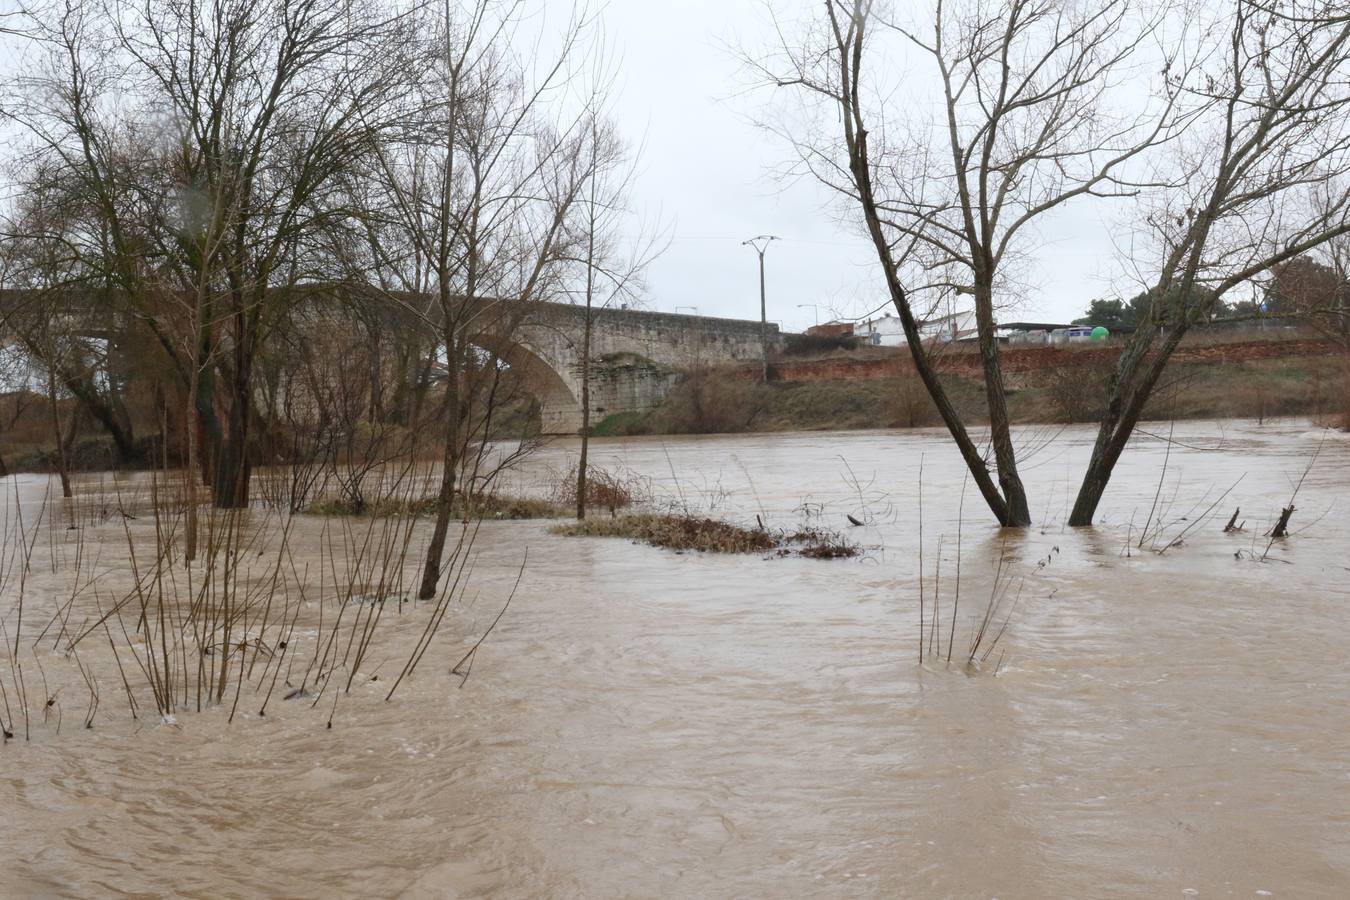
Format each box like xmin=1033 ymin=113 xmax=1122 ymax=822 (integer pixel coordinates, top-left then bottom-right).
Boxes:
xmin=792 ymin=527 xmax=860 ymax=559
xmin=307 ymin=491 xmax=564 ymax=520
xmin=307 ymin=495 xmax=431 ymax=517
xmin=463 ymin=493 xmax=565 ymax=519
xmin=554 ymin=513 xmax=776 ymax=552
xmin=549 ymin=464 xmax=646 ymax=513
xmin=552 ymin=512 xmax=859 ymax=558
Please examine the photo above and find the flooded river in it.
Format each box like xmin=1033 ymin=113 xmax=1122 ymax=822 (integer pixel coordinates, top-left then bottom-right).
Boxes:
xmin=3 ymin=420 xmax=1349 ymax=898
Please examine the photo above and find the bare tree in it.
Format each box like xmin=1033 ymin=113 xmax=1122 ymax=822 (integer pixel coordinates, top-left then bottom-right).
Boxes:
xmin=1290 ymin=237 xmax=1350 ymax=429
xmin=0 ymin=190 xmax=112 ymax=495
xmin=1262 ymin=238 xmax=1350 ymax=348
xmin=569 ymin=113 xmax=663 ymax=519
xmin=751 ymin=0 xmax=1172 ymax=526
xmin=1069 ymin=0 xmax=1350 ymax=524
xmin=754 ymin=0 xmax=1350 ymax=526
xmin=0 ymin=174 xmax=141 ymax=468
xmin=0 ymin=289 xmax=77 ymax=496
xmin=3 ymin=0 xmax=414 ymax=509
xmin=351 ymin=1 xmax=597 ymax=599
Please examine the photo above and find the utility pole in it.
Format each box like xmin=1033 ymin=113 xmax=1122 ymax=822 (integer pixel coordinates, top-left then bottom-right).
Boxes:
xmin=742 ymin=235 xmax=778 ymax=382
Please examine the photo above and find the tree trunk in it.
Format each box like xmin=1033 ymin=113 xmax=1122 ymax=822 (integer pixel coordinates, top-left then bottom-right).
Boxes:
xmin=184 ymin=365 xmax=201 ymax=562
xmin=20 ymin=333 xmax=139 ymax=466
xmin=839 ymin=90 xmax=1013 ymax=524
xmin=212 ymin=413 xmax=252 ymax=507
xmin=1340 ymin=353 xmax=1350 ymax=431
xmin=1069 ymin=322 xmax=1188 ymax=526
xmin=46 ymin=365 xmax=72 ymax=498
xmin=418 ymin=443 xmax=458 ymax=600
xmin=974 ymin=282 xmax=1030 ymax=526
xmin=418 ymin=336 xmax=462 ymax=600
xmin=212 ymin=349 xmax=254 ymax=508
xmin=1070 ymin=384 xmax=1140 ymax=526
xmin=576 ymin=180 xmax=597 ymax=520
xmin=60 ymin=373 xmax=137 ymax=466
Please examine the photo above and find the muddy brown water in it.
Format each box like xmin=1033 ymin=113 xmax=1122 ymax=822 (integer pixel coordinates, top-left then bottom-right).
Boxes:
xmin=2 ymin=420 xmax=1349 ymax=898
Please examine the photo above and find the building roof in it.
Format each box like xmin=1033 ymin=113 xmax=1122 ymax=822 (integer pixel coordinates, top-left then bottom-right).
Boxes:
xmin=999 ymin=321 xmax=1072 ymax=331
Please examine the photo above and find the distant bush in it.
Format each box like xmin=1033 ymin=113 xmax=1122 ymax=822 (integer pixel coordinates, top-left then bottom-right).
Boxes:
xmin=645 ymin=369 xmax=761 ymax=434
xmin=1143 ymin=359 xmax=1336 ymax=422
xmin=1041 ymin=361 xmax=1113 ymax=423
xmin=887 ymin=372 xmax=946 ymax=428
xmin=782 ymin=332 xmax=862 ymax=355
xmin=759 ymin=378 xmax=893 ymax=430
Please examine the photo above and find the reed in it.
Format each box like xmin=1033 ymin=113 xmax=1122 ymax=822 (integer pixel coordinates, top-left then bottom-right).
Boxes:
xmin=913 ymin=509 xmax=1056 ymax=674
xmin=0 ymin=469 xmax=518 ymax=740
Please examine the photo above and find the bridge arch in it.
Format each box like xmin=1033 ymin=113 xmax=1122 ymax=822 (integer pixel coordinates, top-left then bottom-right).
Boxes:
xmin=467 ymin=331 xmax=584 ymax=434
xmin=468 ymin=304 xmax=781 ymax=434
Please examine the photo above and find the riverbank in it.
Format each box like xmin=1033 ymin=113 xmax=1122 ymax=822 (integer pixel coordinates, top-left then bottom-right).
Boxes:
xmin=3 ymin=337 xmax=1344 ymax=476
xmin=593 ymin=353 xmax=1347 ymax=436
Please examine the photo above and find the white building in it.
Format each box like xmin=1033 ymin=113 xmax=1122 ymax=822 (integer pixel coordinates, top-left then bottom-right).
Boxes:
xmin=858 ymin=308 xmax=978 ymax=346
xmin=858 ymin=312 xmax=907 ymax=346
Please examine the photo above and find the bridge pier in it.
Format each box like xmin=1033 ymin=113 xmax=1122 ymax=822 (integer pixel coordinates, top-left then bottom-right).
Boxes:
xmin=477 ymin=304 xmax=780 ymax=435
xmin=532 ymin=354 xmax=681 ymax=434
xmin=538 ymin=396 xmax=584 ymax=434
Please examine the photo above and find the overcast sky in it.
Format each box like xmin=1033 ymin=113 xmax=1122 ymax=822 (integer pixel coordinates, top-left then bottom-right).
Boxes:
xmin=0 ymin=0 xmax=1135 ymax=331
xmin=594 ymin=0 xmax=1129 ymax=331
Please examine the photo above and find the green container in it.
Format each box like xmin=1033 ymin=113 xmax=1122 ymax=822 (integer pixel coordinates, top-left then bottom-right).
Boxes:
xmin=1089 ymin=326 xmax=1109 ymax=341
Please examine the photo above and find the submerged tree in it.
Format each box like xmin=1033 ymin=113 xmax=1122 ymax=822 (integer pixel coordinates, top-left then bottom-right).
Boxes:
xmin=755 ymin=0 xmax=1350 ymax=526
xmin=750 ymin=0 xmax=1174 ymax=526
xmin=568 ymin=111 xmax=663 ymax=520
xmin=1069 ymin=1 xmax=1350 ymax=524
xmin=1 ymin=0 xmax=645 ymax=550
xmin=3 ymin=0 xmax=415 ymax=508
xmin=347 ymin=0 xmax=601 ymax=599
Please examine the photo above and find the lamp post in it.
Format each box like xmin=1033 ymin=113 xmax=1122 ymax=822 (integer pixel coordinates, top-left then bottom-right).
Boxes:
xmin=742 ymin=235 xmax=779 ymax=382
xmin=797 ymin=303 xmax=820 ymax=326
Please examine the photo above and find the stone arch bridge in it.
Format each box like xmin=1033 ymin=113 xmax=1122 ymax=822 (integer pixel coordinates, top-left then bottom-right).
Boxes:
xmin=0 ymin=289 xmax=780 ymax=435
xmin=475 ymin=303 xmax=779 ymax=433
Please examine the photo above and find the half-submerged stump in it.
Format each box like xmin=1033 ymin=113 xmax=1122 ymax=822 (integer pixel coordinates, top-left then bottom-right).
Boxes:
xmin=1271 ymin=504 xmax=1296 ymax=538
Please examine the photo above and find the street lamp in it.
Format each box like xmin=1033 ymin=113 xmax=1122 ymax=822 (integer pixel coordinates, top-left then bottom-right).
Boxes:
xmin=797 ymin=303 xmax=820 ymax=326
xmin=742 ymin=234 xmax=779 ymax=382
